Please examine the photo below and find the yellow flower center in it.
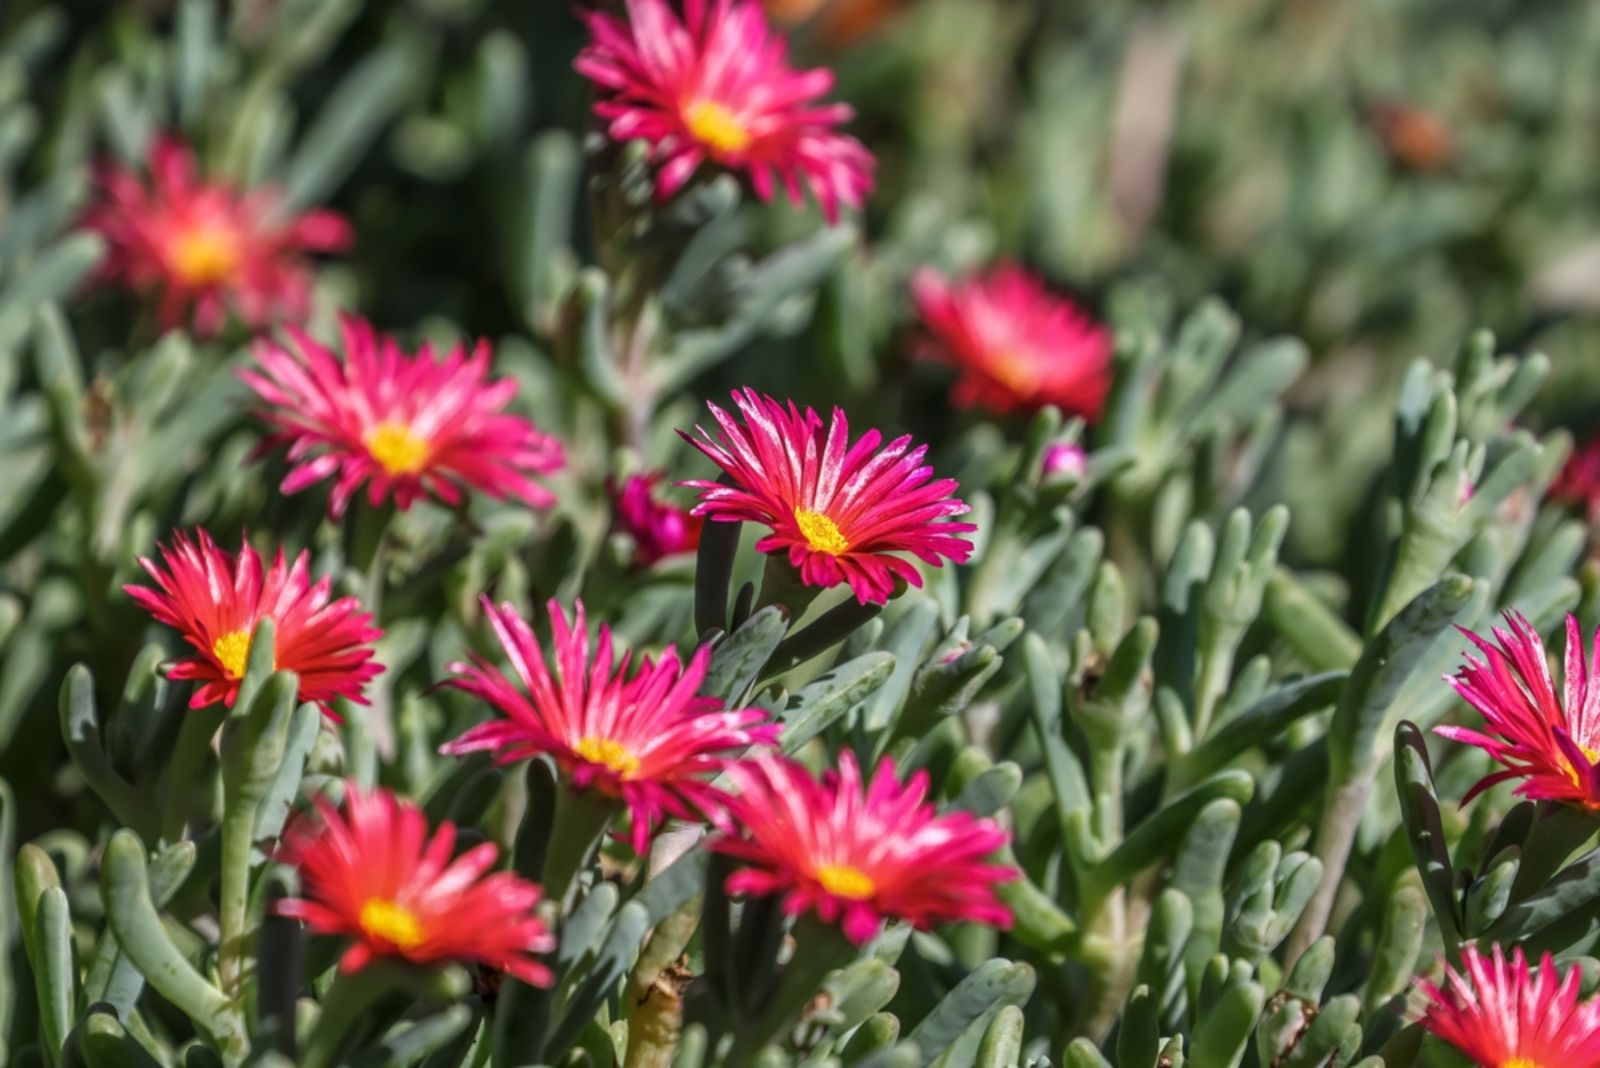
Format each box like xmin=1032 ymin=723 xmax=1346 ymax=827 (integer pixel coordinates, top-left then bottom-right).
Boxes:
xmin=795 ymin=509 xmax=850 ymax=556
xmin=365 ymin=421 xmax=431 ymax=476
xmin=574 ymin=736 xmax=641 ymax=779
xmin=169 ymin=224 xmax=241 ymax=286
xmin=1502 ymin=1059 xmax=1543 ymax=1068
xmin=359 ymin=898 xmax=426 ymax=950
xmin=816 ymin=863 xmax=876 ymax=900
xmin=212 ymin=628 xmax=257 ymax=680
xmin=685 ymin=99 xmax=752 ymax=154
xmin=988 ymin=350 xmax=1038 ymax=396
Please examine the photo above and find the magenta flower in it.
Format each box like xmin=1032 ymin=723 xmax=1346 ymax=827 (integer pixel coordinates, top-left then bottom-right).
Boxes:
xmin=1440 ymin=612 xmax=1600 ymax=807
xmin=709 ymin=752 xmax=1016 ymax=945
xmin=680 ymin=389 xmax=976 ymax=606
xmin=124 ymin=529 xmax=382 ymax=716
xmin=574 ymin=0 xmax=874 ymax=222
xmin=81 ymin=135 xmax=350 ymax=336
xmin=240 ymin=315 xmax=564 ymax=519
xmin=1418 ymin=945 xmax=1600 ymax=1068
xmin=1554 ymin=433 xmax=1600 ymax=525
xmin=440 ymin=598 xmax=778 ymax=853
xmin=912 ymin=264 xmax=1112 ymax=419
xmin=609 ymin=472 xmax=703 ymax=566
xmin=1042 ymin=443 xmax=1088 ymax=480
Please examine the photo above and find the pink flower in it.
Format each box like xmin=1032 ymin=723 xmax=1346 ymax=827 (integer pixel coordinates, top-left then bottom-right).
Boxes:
xmin=240 ymin=315 xmax=564 ymax=519
xmin=440 ymin=598 xmax=778 ymax=853
xmin=709 ymin=752 xmax=1016 ymax=945
xmin=609 ymin=472 xmax=703 ymax=566
xmin=1418 ymin=945 xmax=1600 ymax=1068
xmin=574 ymin=0 xmax=874 ymax=222
xmin=81 ymin=136 xmax=350 ymax=336
xmin=1042 ymin=443 xmax=1088 ymax=480
xmin=124 ymin=529 xmax=382 ymax=716
xmin=276 ymin=785 xmax=555 ymax=986
xmin=912 ymin=264 xmax=1112 ymax=419
xmin=680 ymin=388 xmax=976 ymax=605
xmin=1440 ymin=612 xmax=1600 ymax=807
xmin=1553 ymin=433 xmax=1600 ymax=524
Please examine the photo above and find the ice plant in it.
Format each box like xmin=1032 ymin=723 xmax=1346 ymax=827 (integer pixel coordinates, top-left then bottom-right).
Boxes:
xmin=1417 ymin=944 xmax=1600 ymax=1068
xmin=1440 ymin=612 xmax=1600 ymax=806
xmin=275 ymin=785 xmax=554 ymax=985
xmin=911 ymin=264 xmax=1113 ymax=419
xmin=125 ymin=529 xmax=381 ymax=715
xmin=241 ymin=315 xmax=565 ymax=519
xmin=680 ymin=388 xmax=976 ymax=605
xmin=609 ymin=472 xmax=703 ymax=566
xmin=574 ymin=0 xmax=874 ymax=222
xmin=1553 ymin=432 xmax=1600 ymax=525
xmin=709 ymin=752 xmax=1016 ymax=945
xmin=440 ymin=598 xmax=777 ymax=852
xmin=81 ymin=136 xmax=350 ymax=336
xmin=1042 ymin=442 xmax=1088 ymax=480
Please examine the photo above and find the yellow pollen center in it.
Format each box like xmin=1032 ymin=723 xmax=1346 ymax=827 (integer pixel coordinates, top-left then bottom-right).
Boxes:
xmin=212 ymin=629 xmax=256 ymax=680
xmin=989 ymin=351 xmax=1038 ymax=395
xmin=1502 ymin=1059 xmax=1543 ymax=1068
xmin=359 ymin=899 xmax=426 ymax=950
xmin=685 ymin=99 xmax=752 ymax=154
xmin=575 ymin=736 xmax=641 ymax=779
xmin=816 ymin=863 xmax=876 ymax=900
xmin=169 ymin=225 xmax=241 ymax=286
xmin=795 ymin=509 xmax=850 ymax=556
xmin=365 ymin=421 xmax=431 ymax=476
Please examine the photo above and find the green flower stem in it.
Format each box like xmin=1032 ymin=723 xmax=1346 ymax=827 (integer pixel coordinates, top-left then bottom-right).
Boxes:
xmin=754 ymin=553 xmax=821 ymax=620
xmin=541 ymin=786 xmax=620 ymax=910
xmin=298 ymin=966 xmax=396 ymax=1068
xmin=726 ymin=915 xmax=856 ymax=1068
xmin=161 ymin=705 xmax=224 ymax=844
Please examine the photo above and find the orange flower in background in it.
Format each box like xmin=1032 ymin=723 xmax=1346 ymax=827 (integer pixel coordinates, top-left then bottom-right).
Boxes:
xmin=764 ymin=0 xmax=911 ymax=45
xmin=276 ymin=785 xmax=555 ymax=985
xmin=81 ymin=136 xmax=351 ymax=336
xmin=124 ymin=529 xmax=382 ymax=716
xmin=1368 ymin=100 xmax=1455 ymax=174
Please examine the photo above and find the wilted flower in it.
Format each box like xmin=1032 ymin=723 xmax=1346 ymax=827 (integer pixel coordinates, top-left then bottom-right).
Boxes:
xmin=241 ymin=315 xmax=564 ymax=520
xmin=1042 ymin=442 xmax=1088 ymax=481
xmin=125 ymin=529 xmax=381 ymax=716
xmin=440 ymin=598 xmax=778 ymax=853
xmin=81 ymin=136 xmax=350 ymax=336
xmin=1418 ymin=944 xmax=1600 ymax=1068
xmin=1440 ymin=612 xmax=1600 ymax=806
xmin=911 ymin=264 xmax=1112 ymax=420
xmin=574 ymin=0 xmax=874 ymax=222
xmin=609 ymin=472 xmax=703 ymax=566
xmin=680 ymin=388 xmax=976 ymax=605
xmin=1368 ymin=100 xmax=1455 ymax=174
xmin=276 ymin=785 xmax=554 ymax=986
xmin=709 ymin=752 xmax=1016 ymax=945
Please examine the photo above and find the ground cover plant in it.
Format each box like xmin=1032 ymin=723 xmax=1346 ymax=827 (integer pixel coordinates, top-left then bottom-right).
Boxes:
xmin=5 ymin=2 xmax=1600 ymax=1067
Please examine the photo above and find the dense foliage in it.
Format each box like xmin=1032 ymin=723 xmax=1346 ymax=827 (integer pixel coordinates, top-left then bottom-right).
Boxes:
xmin=5 ymin=3 xmax=1600 ymax=1068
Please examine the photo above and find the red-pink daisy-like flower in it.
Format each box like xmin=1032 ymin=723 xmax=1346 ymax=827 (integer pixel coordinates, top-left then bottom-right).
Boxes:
xmin=240 ymin=315 xmax=565 ymax=520
xmin=276 ymin=785 xmax=554 ymax=986
xmin=440 ymin=598 xmax=777 ymax=853
xmin=609 ymin=472 xmax=703 ymax=566
xmin=709 ymin=752 xmax=1016 ymax=945
xmin=125 ymin=529 xmax=381 ymax=716
xmin=1440 ymin=612 xmax=1600 ymax=807
xmin=1553 ymin=433 xmax=1600 ymax=525
xmin=81 ymin=135 xmax=350 ymax=336
xmin=574 ymin=0 xmax=874 ymax=222
xmin=911 ymin=264 xmax=1113 ymax=419
xmin=1418 ymin=944 xmax=1600 ymax=1068
xmin=680 ymin=388 xmax=976 ymax=606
